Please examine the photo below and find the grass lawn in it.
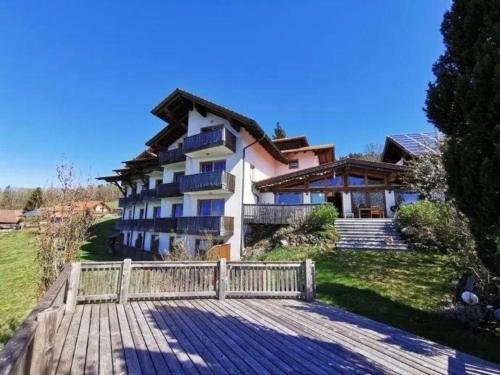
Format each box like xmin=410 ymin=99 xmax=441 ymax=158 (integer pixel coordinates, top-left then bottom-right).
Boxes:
xmin=0 ymin=230 xmax=39 ymax=350
xmin=253 ymin=247 xmax=500 ymax=364
xmin=0 ymin=216 xmax=121 ymax=349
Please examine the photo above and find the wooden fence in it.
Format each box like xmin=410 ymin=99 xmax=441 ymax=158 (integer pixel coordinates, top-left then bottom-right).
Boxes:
xmin=66 ymin=259 xmax=315 ymax=309
xmin=244 ymin=204 xmax=321 ymax=225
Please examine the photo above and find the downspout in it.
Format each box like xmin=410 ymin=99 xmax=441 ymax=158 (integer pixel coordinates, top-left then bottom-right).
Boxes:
xmin=240 ymin=135 xmax=265 ymax=257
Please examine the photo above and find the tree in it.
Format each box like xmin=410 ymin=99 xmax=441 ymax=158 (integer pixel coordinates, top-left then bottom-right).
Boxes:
xmin=0 ymin=185 xmax=14 ymax=209
xmin=23 ymin=187 xmax=43 ymax=212
xmin=405 ymin=152 xmax=448 ymax=203
xmin=272 ymin=122 xmax=286 ymax=139
xmin=340 ymin=143 xmax=383 ymax=161
xmin=425 ymin=0 xmax=500 ymax=273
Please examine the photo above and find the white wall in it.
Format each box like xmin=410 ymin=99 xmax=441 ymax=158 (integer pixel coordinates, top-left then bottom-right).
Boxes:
xmin=276 ymin=151 xmax=319 ymax=175
xmin=385 ymin=190 xmax=395 ymax=218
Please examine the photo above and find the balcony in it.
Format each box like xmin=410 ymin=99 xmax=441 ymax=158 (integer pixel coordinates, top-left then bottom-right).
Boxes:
xmin=136 ymin=219 xmax=154 ymax=231
xmin=157 ymin=182 xmax=182 ymax=198
xmin=116 ymin=219 xmax=139 ymax=231
xmin=159 ymin=148 xmax=186 ymax=165
xmin=179 ymin=171 xmax=235 ymax=194
xmin=140 ymin=188 xmax=159 ymax=201
xmin=118 ymin=193 xmax=141 ymax=207
xmin=153 ymin=217 xmax=177 ymax=233
xmin=183 ymin=127 xmax=236 ymax=157
xmin=176 ymin=216 xmax=234 ymax=236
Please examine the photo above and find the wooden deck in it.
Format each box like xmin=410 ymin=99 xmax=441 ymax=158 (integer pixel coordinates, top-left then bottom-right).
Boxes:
xmin=50 ymin=299 xmax=500 ymax=375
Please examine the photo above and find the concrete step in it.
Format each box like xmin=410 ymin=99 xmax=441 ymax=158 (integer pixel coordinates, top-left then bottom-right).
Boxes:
xmin=337 ymin=244 xmax=409 ymax=250
xmin=335 ymin=229 xmax=399 ymax=234
xmin=337 ymin=236 xmax=406 ymax=242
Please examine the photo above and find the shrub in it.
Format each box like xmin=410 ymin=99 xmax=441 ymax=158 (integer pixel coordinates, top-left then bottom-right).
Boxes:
xmin=307 ymin=204 xmax=338 ymax=231
xmin=394 ymin=201 xmax=475 ymax=254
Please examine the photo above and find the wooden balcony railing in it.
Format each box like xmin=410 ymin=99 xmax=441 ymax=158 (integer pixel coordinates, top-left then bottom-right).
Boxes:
xmin=153 ymin=217 xmax=177 ymax=233
xmin=118 ymin=193 xmax=141 ymax=207
xmin=157 ymin=182 xmax=181 ymax=198
xmin=159 ymin=148 xmax=186 ymax=165
xmin=136 ymin=219 xmax=154 ymax=231
xmin=243 ymin=204 xmax=321 ymax=225
xmin=140 ymin=188 xmax=158 ymax=201
xmin=179 ymin=171 xmax=235 ymax=193
xmin=183 ymin=127 xmax=236 ymax=154
xmin=176 ymin=216 xmax=234 ymax=236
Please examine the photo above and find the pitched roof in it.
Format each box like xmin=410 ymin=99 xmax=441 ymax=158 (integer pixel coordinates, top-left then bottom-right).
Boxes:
xmin=148 ymin=89 xmax=289 ymax=164
xmin=0 ymin=210 xmax=23 ymax=224
xmin=384 ymin=132 xmax=443 ymax=157
xmin=48 ymin=201 xmax=112 ymax=213
xmin=280 ymin=144 xmax=334 ymax=154
xmin=254 ymin=158 xmax=408 ymax=190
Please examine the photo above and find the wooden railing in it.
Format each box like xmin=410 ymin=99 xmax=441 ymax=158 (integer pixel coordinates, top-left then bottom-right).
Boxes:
xmin=179 ymin=171 xmax=236 ymax=193
xmin=244 ymin=204 xmax=321 ymax=225
xmin=118 ymin=193 xmax=141 ymax=207
xmin=157 ymin=181 xmax=181 ymax=198
xmin=158 ymin=147 xmax=186 ymax=165
xmin=176 ymin=216 xmax=234 ymax=236
xmin=140 ymin=187 xmax=158 ymax=201
xmin=153 ymin=217 xmax=177 ymax=233
xmin=183 ymin=127 xmax=236 ymax=154
xmin=70 ymin=259 xmax=314 ymax=305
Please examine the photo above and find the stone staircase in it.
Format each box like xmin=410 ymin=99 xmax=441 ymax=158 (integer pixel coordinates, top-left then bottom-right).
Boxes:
xmin=334 ymin=218 xmax=408 ymax=250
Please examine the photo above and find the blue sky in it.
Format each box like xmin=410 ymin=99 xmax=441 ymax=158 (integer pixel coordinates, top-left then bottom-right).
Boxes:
xmin=0 ymin=1 xmax=450 ymax=188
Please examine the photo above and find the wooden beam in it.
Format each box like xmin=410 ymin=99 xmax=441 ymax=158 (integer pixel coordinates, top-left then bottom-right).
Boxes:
xmin=65 ymin=263 xmax=81 ymax=314
xmin=194 ymin=103 xmax=207 ymax=117
xmin=113 ymin=182 xmax=126 ymax=197
xmin=162 ymin=108 xmax=185 ymax=128
xmin=30 ymin=306 xmax=61 ymax=375
xmin=218 ymin=258 xmax=227 ymax=301
xmin=118 ymin=259 xmax=132 ymax=304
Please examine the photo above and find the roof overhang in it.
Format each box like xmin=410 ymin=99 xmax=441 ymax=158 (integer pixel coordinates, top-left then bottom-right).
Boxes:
xmin=148 ymin=89 xmax=288 ymax=164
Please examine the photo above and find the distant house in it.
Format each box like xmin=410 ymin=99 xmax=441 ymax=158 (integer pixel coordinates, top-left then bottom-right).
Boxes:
xmin=0 ymin=209 xmax=23 ymax=230
xmin=46 ymin=200 xmax=113 ymax=220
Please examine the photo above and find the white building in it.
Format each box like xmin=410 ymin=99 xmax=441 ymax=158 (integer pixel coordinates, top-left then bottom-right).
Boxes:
xmin=99 ymin=89 xmax=425 ymax=260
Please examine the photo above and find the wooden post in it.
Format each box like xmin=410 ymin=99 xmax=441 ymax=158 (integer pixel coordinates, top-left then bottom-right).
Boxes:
xmin=118 ymin=258 xmax=132 ymax=304
xmin=304 ymin=259 xmax=314 ymax=302
xmin=30 ymin=306 xmax=61 ymax=375
xmin=65 ymin=263 xmax=81 ymax=313
xmin=218 ymin=258 xmax=226 ymax=301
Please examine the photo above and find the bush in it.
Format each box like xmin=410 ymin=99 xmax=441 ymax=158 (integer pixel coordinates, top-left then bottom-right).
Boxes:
xmin=394 ymin=201 xmax=475 ymax=254
xmin=307 ymin=204 xmax=338 ymax=230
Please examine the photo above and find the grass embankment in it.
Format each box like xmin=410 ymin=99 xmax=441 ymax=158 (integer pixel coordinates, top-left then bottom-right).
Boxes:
xmin=0 ymin=230 xmax=39 ymax=349
xmin=253 ymin=247 xmax=500 ymax=364
xmin=0 ymin=216 xmax=120 ymax=349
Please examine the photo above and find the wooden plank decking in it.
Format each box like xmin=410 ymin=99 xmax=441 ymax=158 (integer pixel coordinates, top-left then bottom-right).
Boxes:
xmin=49 ymin=299 xmax=500 ymax=375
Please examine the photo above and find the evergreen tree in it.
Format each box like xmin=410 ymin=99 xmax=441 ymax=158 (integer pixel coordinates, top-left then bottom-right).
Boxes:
xmin=24 ymin=187 xmax=43 ymax=212
xmin=272 ymin=122 xmax=286 ymax=139
xmin=425 ymin=0 xmax=500 ymax=273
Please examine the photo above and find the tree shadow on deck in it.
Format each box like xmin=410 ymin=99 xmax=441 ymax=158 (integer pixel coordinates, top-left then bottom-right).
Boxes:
xmin=62 ymin=300 xmax=396 ymax=375
xmin=77 ymin=217 xmax=122 ymax=262
xmin=292 ymin=282 xmax=500 ymax=372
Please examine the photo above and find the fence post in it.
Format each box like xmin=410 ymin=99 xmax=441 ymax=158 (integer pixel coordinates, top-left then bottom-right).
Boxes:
xmin=304 ymin=259 xmax=314 ymax=302
xmin=218 ymin=258 xmax=227 ymax=301
xmin=30 ymin=306 xmax=60 ymax=375
xmin=65 ymin=263 xmax=81 ymax=313
xmin=118 ymin=258 xmax=132 ymax=304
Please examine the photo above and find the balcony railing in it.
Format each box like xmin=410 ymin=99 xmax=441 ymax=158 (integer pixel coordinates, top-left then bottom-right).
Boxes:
xmin=118 ymin=193 xmax=141 ymax=207
xmin=153 ymin=217 xmax=177 ymax=233
xmin=183 ymin=127 xmax=236 ymax=154
xmin=136 ymin=219 xmax=154 ymax=231
xmin=159 ymin=148 xmax=186 ymax=165
xmin=179 ymin=171 xmax=235 ymax=193
xmin=243 ymin=204 xmax=321 ymax=225
xmin=116 ymin=219 xmax=139 ymax=230
xmin=157 ymin=182 xmax=182 ymax=198
xmin=141 ymin=188 xmax=158 ymax=201
xmin=176 ymin=216 xmax=234 ymax=236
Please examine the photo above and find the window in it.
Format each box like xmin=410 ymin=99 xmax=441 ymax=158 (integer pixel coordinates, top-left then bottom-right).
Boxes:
xmin=128 ymin=210 xmax=133 ymax=219
xmin=310 ymin=175 xmax=343 ymax=187
xmin=155 ymin=179 xmax=163 ymax=188
xmin=151 ymin=235 xmax=159 ymax=255
xmin=275 ymin=192 xmax=303 ymax=205
xmin=311 ymin=192 xmax=326 ymax=204
xmin=351 ymin=191 xmax=385 ymax=211
xmin=289 ymin=160 xmax=299 ymax=169
xmin=367 ymin=176 xmax=384 ymax=185
xmin=139 ymin=208 xmax=145 ymax=219
xmin=153 ymin=206 xmax=161 ymax=218
xmin=171 ymin=204 xmax=183 ymax=218
xmin=347 ymin=175 xmax=365 ymax=186
xmin=198 ymin=199 xmax=225 ymax=216
xmin=200 ymin=160 xmax=226 ymax=173
xmin=396 ymin=191 xmax=421 ymax=205
xmin=135 ymin=233 xmax=143 ymax=249
xmin=125 ymin=232 xmax=131 ymax=245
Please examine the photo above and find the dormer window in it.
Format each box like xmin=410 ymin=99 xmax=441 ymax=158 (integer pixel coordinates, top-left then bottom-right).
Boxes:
xmin=289 ymin=160 xmax=299 ymax=169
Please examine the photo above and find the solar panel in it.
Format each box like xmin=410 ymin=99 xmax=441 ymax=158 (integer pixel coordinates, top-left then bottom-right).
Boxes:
xmin=389 ymin=132 xmax=443 ymax=156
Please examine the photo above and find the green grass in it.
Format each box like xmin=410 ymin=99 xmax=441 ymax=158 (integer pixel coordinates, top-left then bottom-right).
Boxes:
xmin=0 ymin=230 xmax=39 ymax=349
xmin=253 ymin=247 xmax=500 ymax=364
xmin=77 ymin=216 xmax=122 ymax=262
xmin=106 ymin=200 xmax=118 ymax=210
xmin=0 ymin=217 xmax=122 ymax=349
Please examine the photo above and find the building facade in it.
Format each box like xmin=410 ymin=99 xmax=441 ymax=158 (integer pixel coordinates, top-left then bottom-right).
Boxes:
xmin=100 ymin=89 xmax=437 ymax=260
